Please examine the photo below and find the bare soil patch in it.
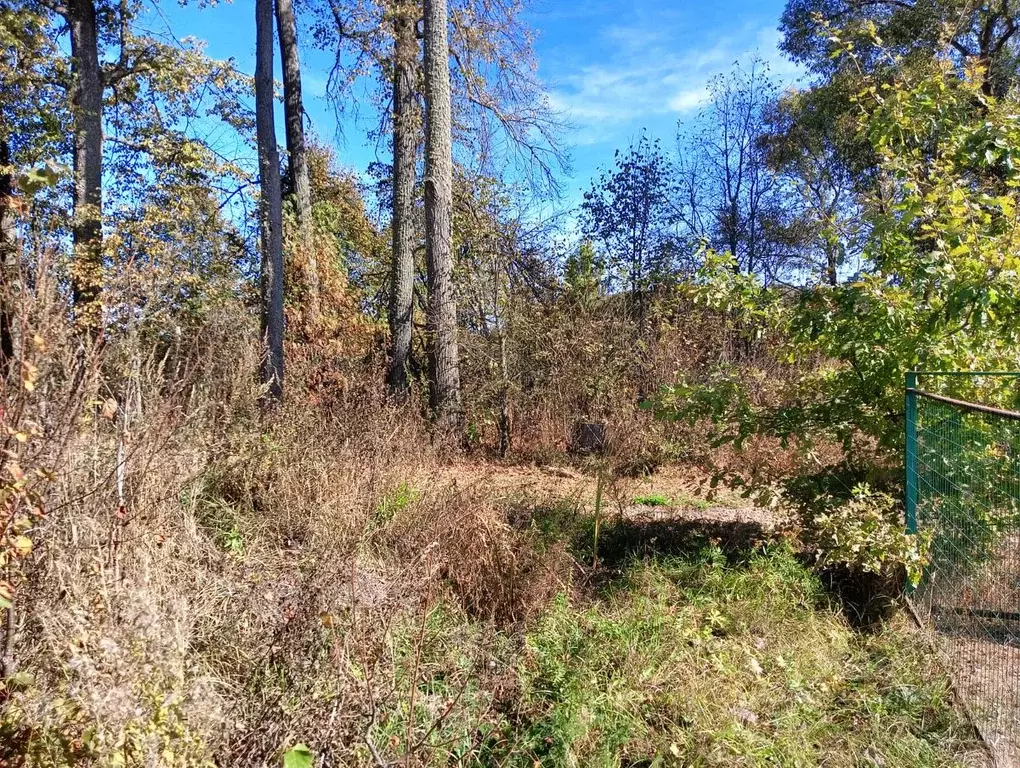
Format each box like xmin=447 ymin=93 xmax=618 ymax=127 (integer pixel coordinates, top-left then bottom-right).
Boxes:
xmin=947 ymin=635 xmax=1020 ymax=767
xmin=425 ymin=461 xmax=759 ymax=515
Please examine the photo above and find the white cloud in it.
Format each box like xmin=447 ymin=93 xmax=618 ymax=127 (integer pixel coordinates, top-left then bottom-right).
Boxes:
xmin=668 ymin=87 xmax=710 ymax=112
xmin=546 ymin=15 xmax=803 ymax=137
xmin=303 ymin=74 xmax=329 ymax=99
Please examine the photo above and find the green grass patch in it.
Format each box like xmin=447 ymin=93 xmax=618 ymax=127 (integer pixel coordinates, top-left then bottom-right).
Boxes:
xmin=633 ymin=493 xmax=672 ymax=507
xmin=375 ymin=481 xmax=420 ymax=525
xmin=352 ymin=537 xmax=979 ymax=767
xmin=503 ymin=545 xmax=975 ymax=767
xmin=187 ymin=482 xmax=248 ymax=556
xmin=632 ymin=492 xmax=712 ymax=511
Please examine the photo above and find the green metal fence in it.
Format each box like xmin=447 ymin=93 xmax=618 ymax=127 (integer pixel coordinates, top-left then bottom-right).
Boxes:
xmin=906 ymin=371 xmax=1020 ymax=760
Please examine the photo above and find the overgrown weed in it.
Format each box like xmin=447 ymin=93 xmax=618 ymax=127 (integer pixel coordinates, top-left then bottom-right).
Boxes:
xmin=506 ymin=546 xmax=980 ymax=767
xmin=0 ymin=290 xmax=985 ymax=767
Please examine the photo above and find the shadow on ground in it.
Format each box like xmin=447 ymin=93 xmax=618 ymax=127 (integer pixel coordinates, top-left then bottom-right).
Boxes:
xmin=571 ymin=510 xmax=773 ymax=599
xmin=594 ymin=513 xmax=768 ymax=565
xmin=565 ymin=507 xmax=905 ymax=629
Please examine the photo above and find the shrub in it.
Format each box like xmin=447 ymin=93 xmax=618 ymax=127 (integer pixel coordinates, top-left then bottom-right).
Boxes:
xmin=795 ymin=483 xmax=929 ymax=586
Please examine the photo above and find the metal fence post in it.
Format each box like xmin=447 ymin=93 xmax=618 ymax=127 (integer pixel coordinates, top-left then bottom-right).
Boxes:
xmin=905 ymin=370 xmax=918 ymax=536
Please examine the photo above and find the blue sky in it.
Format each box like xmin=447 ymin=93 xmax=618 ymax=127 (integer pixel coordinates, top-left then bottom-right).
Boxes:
xmin=150 ymin=0 xmax=802 ymax=208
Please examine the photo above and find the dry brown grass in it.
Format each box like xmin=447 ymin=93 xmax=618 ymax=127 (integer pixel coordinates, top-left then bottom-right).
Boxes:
xmin=0 ymin=294 xmax=584 ymax=766
xmin=0 ymin=275 xmax=882 ymax=767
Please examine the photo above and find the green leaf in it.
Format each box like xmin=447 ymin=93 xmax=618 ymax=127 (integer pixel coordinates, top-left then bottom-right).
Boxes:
xmin=7 ymin=671 xmax=34 ymax=690
xmin=18 ymin=159 xmax=67 ymax=197
xmin=283 ymin=744 xmax=314 ymax=768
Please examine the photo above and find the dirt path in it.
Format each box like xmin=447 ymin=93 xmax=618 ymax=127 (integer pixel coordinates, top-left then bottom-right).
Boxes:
xmin=425 ymin=461 xmax=768 ymax=523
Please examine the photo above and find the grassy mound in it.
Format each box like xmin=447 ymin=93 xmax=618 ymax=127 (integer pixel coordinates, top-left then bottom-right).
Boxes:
xmin=356 ymin=546 xmax=982 ymax=767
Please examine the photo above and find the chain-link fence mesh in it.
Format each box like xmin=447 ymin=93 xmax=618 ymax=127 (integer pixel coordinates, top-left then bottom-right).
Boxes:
xmin=907 ymin=373 xmax=1020 ymax=762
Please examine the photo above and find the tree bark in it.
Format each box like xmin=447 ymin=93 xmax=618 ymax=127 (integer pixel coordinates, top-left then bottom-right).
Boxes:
xmin=497 ymin=329 xmax=510 ymax=456
xmin=256 ymin=0 xmax=285 ymax=401
xmin=0 ymin=139 xmax=18 ymax=376
xmin=67 ymin=0 xmax=104 ymax=332
xmin=275 ymin=0 xmax=319 ymax=326
xmin=423 ymin=0 xmax=461 ymax=426
xmin=386 ymin=2 xmax=418 ymax=397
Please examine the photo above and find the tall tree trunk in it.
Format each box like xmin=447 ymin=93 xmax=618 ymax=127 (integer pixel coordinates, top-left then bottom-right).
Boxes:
xmin=275 ymin=0 xmax=319 ymax=326
xmin=0 ymin=139 xmax=18 ymax=376
xmin=497 ymin=328 xmax=511 ymax=456
xmin=386 ymin=2 xmax=418 ymax=397
xmin=67 ymin=0 xmax=103 ymax=332
xmin=256 ymin=0 xmax=285 ymax=401
xmin=729 ymin=199 xmax=740 ymax=271
xmin=423 ymin=0 xmax=461 ymax=426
